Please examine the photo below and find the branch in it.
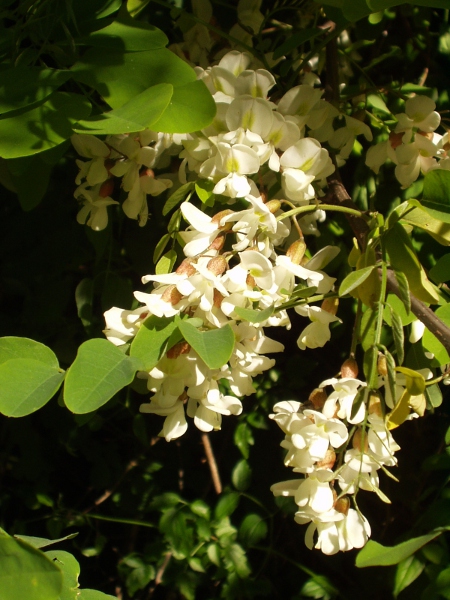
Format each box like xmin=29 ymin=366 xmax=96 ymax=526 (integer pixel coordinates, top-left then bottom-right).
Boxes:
xmin=201 ymin=433 xmax=222 ymax=494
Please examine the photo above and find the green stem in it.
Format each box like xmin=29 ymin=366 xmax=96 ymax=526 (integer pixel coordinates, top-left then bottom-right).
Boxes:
xmin=85 ymin=513 xmax=157 ymax=528
xmin=276 ymin=203 xmax=365 ymax=222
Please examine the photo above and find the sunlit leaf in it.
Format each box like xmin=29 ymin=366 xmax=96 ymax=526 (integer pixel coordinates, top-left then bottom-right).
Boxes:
xmin=178 ymin=320 xmax=235 ymax=370
xmin=356 ymin=531 xmax=441 ymax=567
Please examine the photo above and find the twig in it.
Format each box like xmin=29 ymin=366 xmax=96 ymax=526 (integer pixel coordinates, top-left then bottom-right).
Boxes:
xmin=82 ymin=459 xmax=138 ymax=515
xmin=147 ymin=552 xmax=172 ymax=598
xmin=201 ymin=433 xmax=222 ymax=494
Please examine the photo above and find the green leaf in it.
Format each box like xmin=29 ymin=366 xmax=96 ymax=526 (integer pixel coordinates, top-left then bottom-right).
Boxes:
xmin=389 ymin=305 xmax=405 ymax=365
xmin=360 ymin=306 xmax=377 ymax=351
xmin=150 ymin=79 xmax=216 ymax=133
xmin=163 ymin=182 xmax=195 ymax=216
xmin=6 ymin=142 xmax=69 ymax=210
xmin=395 ymin=367 xmax=425 ymax=395
xmin=430 ymin=254 xmax=450 ymax=284
xmin=195 ymin=179 xmax=215 ymax=203
xmin=214 ymin=492 xmax=240 ymax=520
xmin=130 ymin=315 xmax=179 ymax=371
xmin=423 ymin=169 xmax=450 ymax=206
xmin=234 ymin=306 xmax=274 ymax=323
xmin=45 ymin=551 xmax=79 ymax=600
xmin=273 ymin=28 xmax=324 ymax=59
xmin=0 ymin=535 xmax=63 ymax=600
xmin=178 ymin=321 xmax=235 ymax=370
xmin=64 ymin=339 xmax=143 ymax=414
xmin=0 ymin=336 xmax=59 ymax=368
xmin=72 ymin=48 xmax=196 ymax=110
xmin=393 ymin=271 xmax=411 ymax=315
xmin=384 ymin=223 xmax=439 ymax=304
xmin=383 ymin=294 xmax=414 ymax=327
xmin=436 ymin=567 xmax=450 ymax=599
xmin=422 ymin=303 xmax=450 ymax=366
xmin=426 ymin=383 xmax=442 ymax=408
xmin=84 ymin=17 xmax=168 ymax=50
xmin=0 ymin=359 xmax=65 ymax=417
xmin=78 ymin=591 xmax=117 ymax=600
xmin=402 ymin=206 xmax=450 ymax=244
xmin=0 ymin=67 xmax=71 ymax=116
xmin=0 ymin=92 xmax=91 ymax=159
xmin=356 ymin=531 xmax=441 ymax=567
xmin=155 ymin=249 xmax=177 ymax=275
xmin=239 ymin=514 xmax=268 ymax=546
xmin=234 ymin=422 xmax=254 ymax=459
xmin=393 ymin=554 xmax=425 ymax=598
xmin=223 ymin=543 xmax=251 ymax=578
xmin=14 ymin=534 xmax=78 ymax=549
xmin=73 ymin=83 xmax=173 ymax=134
xmin=232 ymin=459 xmax=252 ymax=492
xmin=339 ymin=265 xmax=376 ymax=297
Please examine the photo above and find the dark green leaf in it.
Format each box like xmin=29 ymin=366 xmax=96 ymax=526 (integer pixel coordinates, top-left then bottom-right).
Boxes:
xmin=422 ymin=303 xmax=450 ymax=365
xmin=0 ymin=92 xmax=91 ymax=159
xmin=163 ymin=182 xmax=195 ymax=215
xmin=389 ymin=305 xmax=404 ymax=365
xmin=393 ymin=271 xmax=411 ymax=315
xmin=0 ymin=68 xmax=71 ymax=116
xmin=153 ymin=233 xmax=171 ymax=263
xmin=232 ymin=459 xmax=252 ymax=492
xmin=234 ymin=422 xmax=254 ymax=459
xmin=84 ymin=17 xmax=168 ymax=50
xmin=239 ymin=514 xmax=267 ymax=546
xmin=423 ymin=170 xmax=450 ymax=207
xmin=360 ymin=306 xmax=377 ymax=351
xmin=64 ymin=339 xmax=143 ymax=413
xmin=214 ymin=492 xmax=240 ymax=520
xmin=430 ymin=254 xmax=450 ymax=284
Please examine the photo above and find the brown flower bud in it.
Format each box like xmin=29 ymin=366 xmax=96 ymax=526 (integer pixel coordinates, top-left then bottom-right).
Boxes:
xmin=246 ymin=274 xmax=256 ymax=288
xmin=176 ymin=258 xmax=197 ymax=276
xmin=207 ymin=255 xmax=228 ymax=276
xmin=334 ymin=496 xmax=350 ymax=516
xmin=377 ymin=354 xmax=388 ymax=377
xmin=286 ymin=240 xmax=306 ymax=265
xmin=167 ymin=341 xmax=191 ymax=359
xmin=352 ymin=428 xmax=369 ymax=452
xmin=316 ymin=447 xmax=336 ymax=470
xmin=321 ymin=297 xmax=339 ymax=315
xmin=99 ymin=179 xmax=114 ymax=198
xmin=389 ymin=131 xmax=404 ymax=149
xmin=208 ymin=233 xmax=226 ymax=252
xmin=266 ymin=199 xmax=281 ymax=214
xmin=213 ymin=289 xmax=224 ymax=308
xmin=368 ymin=391 xmax=383 ymax=417
xmin=161 ymin=285 xmax=183 ymax=305
xmin=309 ymin=388 xmax=327 ymax=410
xmin=211 ymin=209 xmax=233 ymax=231
xmin=341 ymin=358 xmax=359 ymax=379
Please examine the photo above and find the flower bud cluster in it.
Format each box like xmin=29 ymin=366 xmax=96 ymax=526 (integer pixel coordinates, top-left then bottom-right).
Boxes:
xmin=365 ymin=95 xmax=447 ymax=188
xmin=270 ymin=364 xmax=400 ymax=554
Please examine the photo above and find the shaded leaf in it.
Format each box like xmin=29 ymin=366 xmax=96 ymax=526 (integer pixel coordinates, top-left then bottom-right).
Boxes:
xmin=339 ymin=265 xmax=376 ymax=297
xmin=178 ymin=321 xmax=235 ymax=370
xmin=130 ymin=315 xmax=179 ymax=371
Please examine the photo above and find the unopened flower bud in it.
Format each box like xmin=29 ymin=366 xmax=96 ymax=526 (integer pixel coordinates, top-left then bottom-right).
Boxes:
xmin=266 ymin=199 xmax=281 ymax=214
xmin=207 ymin=255 xmax=228 ymax=275
xmin=341 ymin=358 xmax=359 ymax=379
xmin=213 ymin=289 xmax=224 ymax=308
xmin=211 ymin=209 xmax=233 ymax=231
xmin=352 ymin=427 xmax=368 ymax=452
xmin=167 ymin=341 xmax=191 ymax=359
xmin=309 ymin=388 xmax=327 ymax=410
xmin=286 ymin=240 xmax=306 ymax=265
xmin=316 ymin=447 xmax=336 ymax=470
xmin=334 ymin=496 xmax=350 ymax=515
xmin=208 ymin=233 xmax=226 ymax=252
xmin=161 ymin=285 xmax=183 ymax=305
xmin=417 ymin=130 xmax=434 ymax=140
xmin=389 ymin=131 xmax=404 ymax=149
xmin=368 ymin=391 xmax=383 ymax=417
xmin=246 ymin=274 xmax=256 ymax=288
xmin=99 ymin=179 xmax=114 ymax=198
xmin=140 ymin=168 xmax=155 ymax=178
xmin=377 ymin=354 xmax=388 ymax=377
xmin=104 ymin=158 xmax=116 ymax=175
xmin=321 ymin=297 xmax=339 ymax=315
xmin=176 ymin=258 xmax=197 ymax=276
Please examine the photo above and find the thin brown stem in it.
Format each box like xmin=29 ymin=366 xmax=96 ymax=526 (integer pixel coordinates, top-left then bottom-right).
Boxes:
xmin=201 ymin=433 xmax=222 ymax=494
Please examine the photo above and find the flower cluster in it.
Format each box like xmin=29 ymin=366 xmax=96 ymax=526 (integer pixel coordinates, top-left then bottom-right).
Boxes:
xmin=366 ymin=95 xmax=448 ymax=188
xmin=270 ymin=359 xmax=401 ymax=555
